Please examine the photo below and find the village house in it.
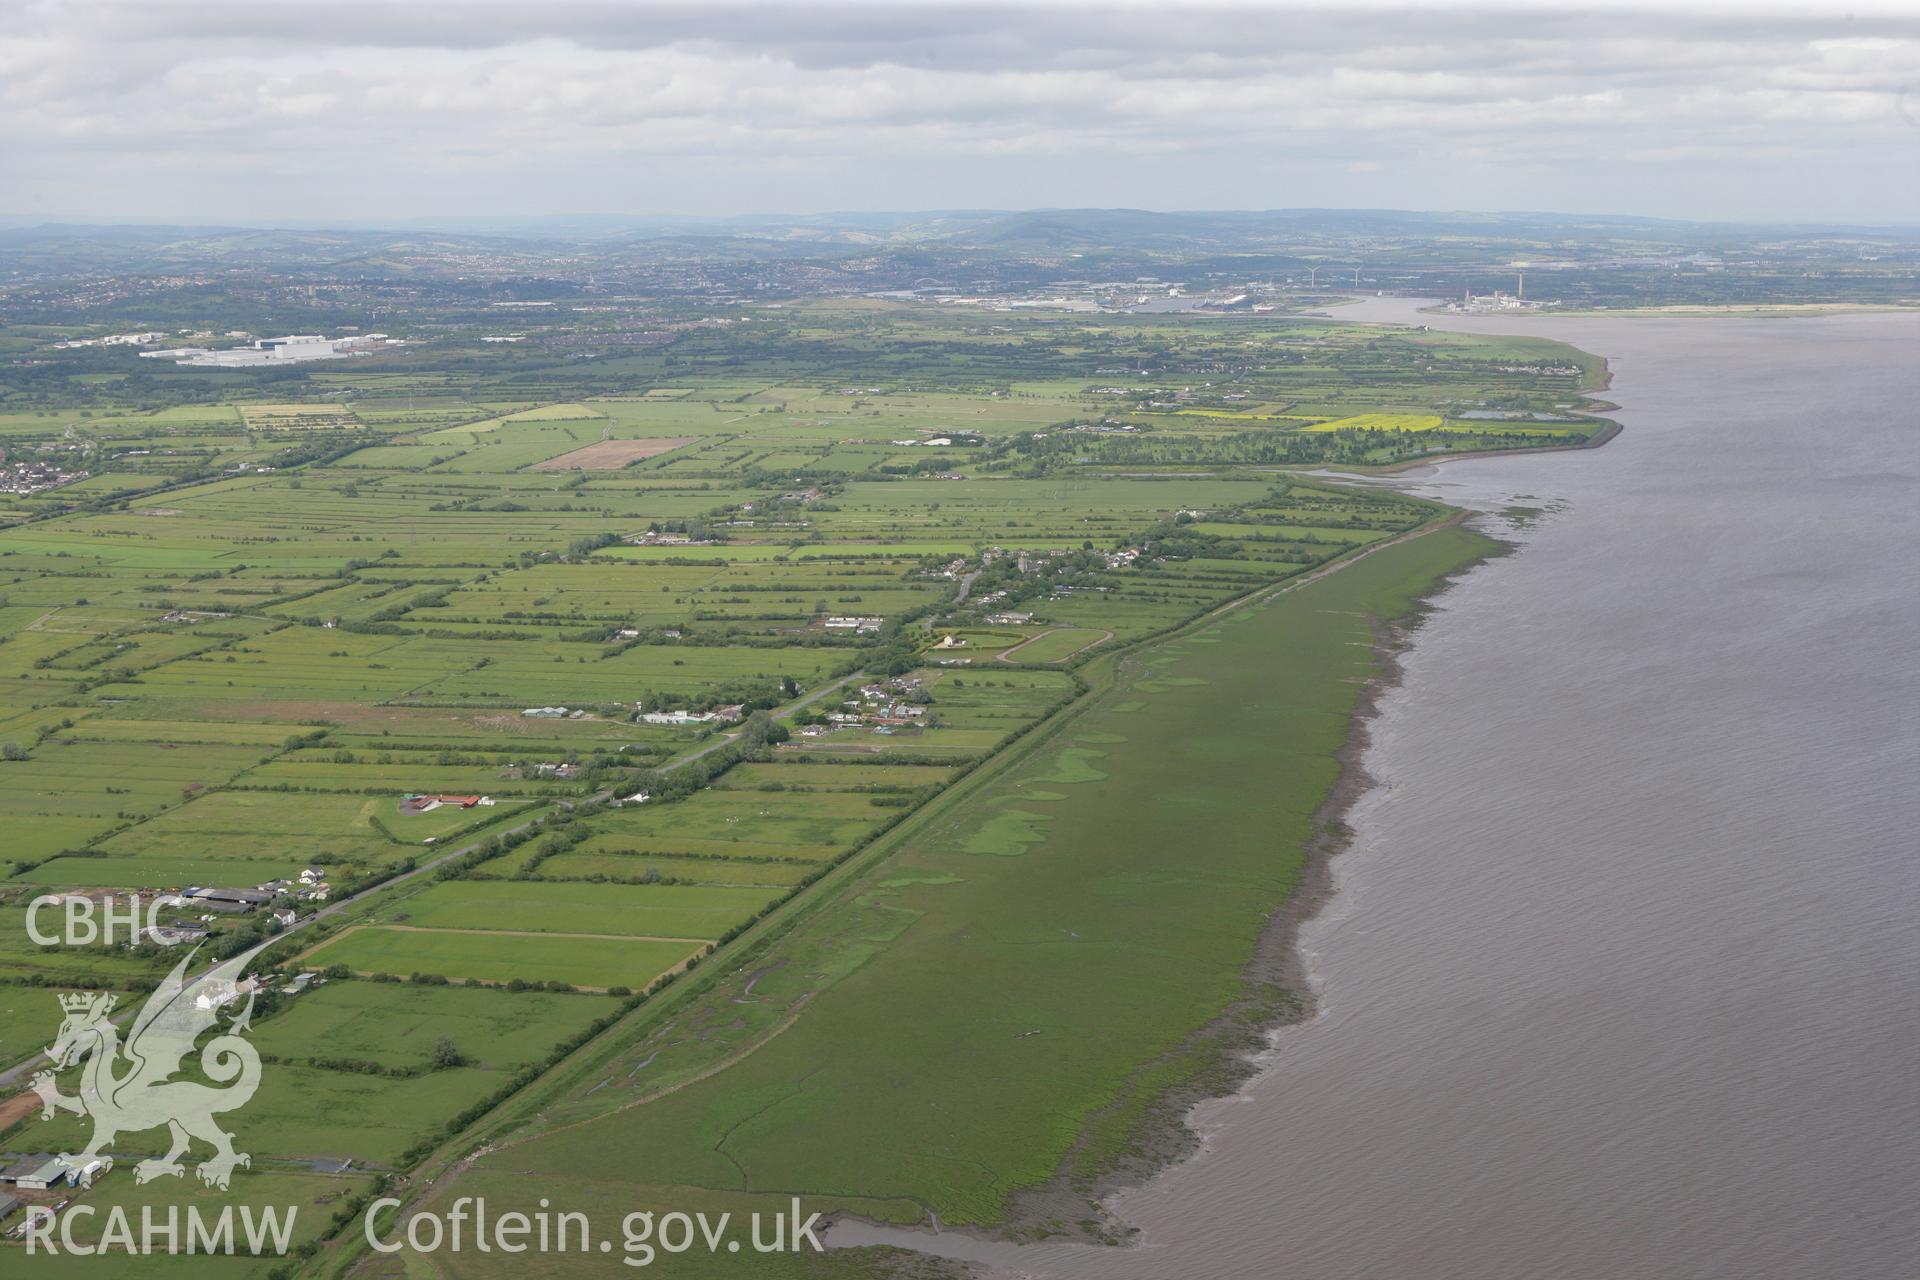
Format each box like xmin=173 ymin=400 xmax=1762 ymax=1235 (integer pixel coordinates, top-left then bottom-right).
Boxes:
xmin=194 ymin=980 xmax=244 ymax=1013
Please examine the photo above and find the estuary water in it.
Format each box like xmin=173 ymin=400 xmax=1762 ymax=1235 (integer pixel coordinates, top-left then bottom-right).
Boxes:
xmin=836 ymin=302 xmax=1920 ymax=1278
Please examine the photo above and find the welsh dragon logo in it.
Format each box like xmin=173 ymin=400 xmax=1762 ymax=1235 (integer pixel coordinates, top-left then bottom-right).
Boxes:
xmin=28 ymin=942 xmax=268 ymax=1190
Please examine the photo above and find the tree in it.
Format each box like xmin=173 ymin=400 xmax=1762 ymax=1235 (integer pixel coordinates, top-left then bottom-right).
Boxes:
xmin=430 ymin=1036 xmax=466 ymax=1069
xmin=740 ymin=710 xmax=789 ymax=748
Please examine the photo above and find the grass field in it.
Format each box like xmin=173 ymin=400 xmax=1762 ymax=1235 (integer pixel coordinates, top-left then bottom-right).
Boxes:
xmin=299 ymin=926 xmax=702 ymax=989
xmin=999 ymin=627 xmax=1110 ymax=663
xmin=248 ymin=979 xmax=619 ymax=1070
xmin=379 ymin=880 xmax=780 ymax=940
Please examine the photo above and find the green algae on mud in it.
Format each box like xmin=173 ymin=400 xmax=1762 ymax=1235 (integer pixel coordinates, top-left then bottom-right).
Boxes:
xmin=393 ymin=523 xmax=1500 ymax=1271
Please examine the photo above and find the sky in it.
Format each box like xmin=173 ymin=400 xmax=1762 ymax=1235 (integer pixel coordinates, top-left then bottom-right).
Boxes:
xmin=3 ymin=0 xmax=1918 ymax=227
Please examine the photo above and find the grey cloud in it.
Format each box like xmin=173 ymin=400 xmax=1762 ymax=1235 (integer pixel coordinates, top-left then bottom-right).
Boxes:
xmin=2 ymin=3 xmax=1916 ymax=223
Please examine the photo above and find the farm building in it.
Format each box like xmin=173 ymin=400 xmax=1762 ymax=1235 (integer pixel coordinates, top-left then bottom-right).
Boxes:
xmin=150 ymin=920 xmax=209 ymax=945
xmin=642 ymin=709 xmax=715 ymax=726
xmin=1 ymin=1155 xmax=63 ymax=1191
xmin=184 ymin=887 xmax=272 ymax=910
xmin=401 ymin=794 xmax=484 ymax=813
xmin=64 ymin=1159 xmax=107 ymax=1189
xmin=0 ymin=1193 xmax=20 ymax=1221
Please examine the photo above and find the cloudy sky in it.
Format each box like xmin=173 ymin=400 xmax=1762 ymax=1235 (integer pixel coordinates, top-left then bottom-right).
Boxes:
xmin=4 ymin=0 xmax=1918 ymax=226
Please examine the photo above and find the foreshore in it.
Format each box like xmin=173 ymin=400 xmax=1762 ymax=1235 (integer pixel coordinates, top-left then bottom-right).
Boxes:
xmin=829 ymin=323 xmax=1621 ymax=1264
xmin=828 ymin=513 xmax=1514 ymax=1266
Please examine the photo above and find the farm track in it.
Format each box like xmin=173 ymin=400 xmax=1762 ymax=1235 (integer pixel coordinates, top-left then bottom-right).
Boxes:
xmin=483 ymin=993 xmax=817 ymax=1160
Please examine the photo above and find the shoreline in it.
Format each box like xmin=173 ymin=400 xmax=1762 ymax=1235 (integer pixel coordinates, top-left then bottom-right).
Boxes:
xmin=1262 ymin=417 xmax=1621 ymax=481
xmin=989 ymin=307 xmax=1619 ymax=1250
xmin=1045 ymin=520 xmax=1512 ymax=1234
xmin=825 ymin=321 xmax=1619 ymax=1266
xmin=826 ymin=517 xmax=1512 ymax=1267
xmin=1359 ymin=417 xmax=1622 ymax=475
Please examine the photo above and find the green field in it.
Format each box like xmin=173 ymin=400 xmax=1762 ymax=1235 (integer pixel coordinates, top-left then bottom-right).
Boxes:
xmin=299 ymin=926 xmax=701 ymax=990
xmin=1000 ymin=627 xmax=1110 ymax=663
xmin=248 ymin=979 xmax=619 ymax=1070
xmin=0 ymin=297 xmax=1613 ymax=1277
xmin=378 ymin=880 xmax=780 ymax=940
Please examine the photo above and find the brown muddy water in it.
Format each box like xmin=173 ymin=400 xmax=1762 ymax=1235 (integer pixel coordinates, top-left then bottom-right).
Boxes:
xmin=835 ymin=302 xmax=1920 ymax=1278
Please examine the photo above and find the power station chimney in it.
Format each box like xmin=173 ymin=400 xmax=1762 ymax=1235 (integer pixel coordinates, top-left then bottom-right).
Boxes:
xmin=1517 ymin=272 xmax=1525 ymax=300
